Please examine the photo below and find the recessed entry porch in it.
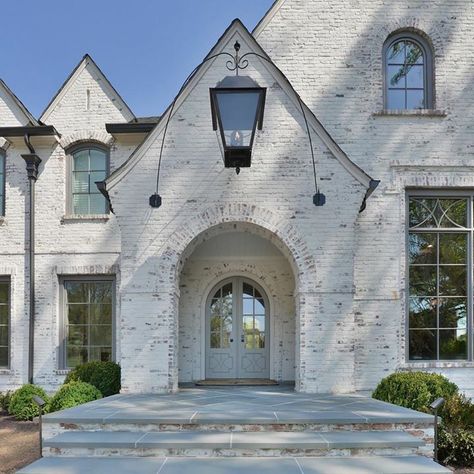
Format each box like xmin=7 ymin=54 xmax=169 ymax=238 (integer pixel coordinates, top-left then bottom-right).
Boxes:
xmin=178 ymin=223 xmax=296 ymax=385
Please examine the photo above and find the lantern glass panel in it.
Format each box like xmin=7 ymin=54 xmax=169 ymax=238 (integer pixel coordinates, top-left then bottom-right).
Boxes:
xmin=215 ymin=90 xmax=261 ymax=147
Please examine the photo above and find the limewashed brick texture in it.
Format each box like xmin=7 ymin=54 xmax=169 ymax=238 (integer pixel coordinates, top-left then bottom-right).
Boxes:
xmin=1 ymin=1 xmax=474 ymax=396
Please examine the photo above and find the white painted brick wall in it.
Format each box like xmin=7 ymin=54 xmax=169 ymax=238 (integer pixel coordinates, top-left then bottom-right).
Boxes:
xmin=256 ymin=0 xmax=474 ymax=394
xmin=0 ymin=60 xmax=131 ymax=392
xmin=2 ymin=1 xmax=473 ymax=395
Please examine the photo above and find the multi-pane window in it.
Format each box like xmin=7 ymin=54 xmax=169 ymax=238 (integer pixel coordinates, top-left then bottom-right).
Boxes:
xmin=242 ymin=282 xmax=266 ymax=349
xmin=62 ymin=279 xmax=113 ymax=368
xmin=408 ymin=196 xmax=470 ymax=361
xmin=385 ymin=33 xmax=432 ymax=110
xmin=0 ymin=152 xmax=5 ymax=216
xmin=71 ymin=147 xmax=108 ymax=215
xmin=0 ymin=279 xmax=10 ymax=368
xmin=209 ymin=283 xmax=233 ymax=349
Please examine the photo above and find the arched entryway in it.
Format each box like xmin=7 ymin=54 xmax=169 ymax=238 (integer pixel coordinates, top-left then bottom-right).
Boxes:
xmin=206 ymin=277 xmax=270 ymax=380
xmin=178 ymin=225 xmax=297 ymax=384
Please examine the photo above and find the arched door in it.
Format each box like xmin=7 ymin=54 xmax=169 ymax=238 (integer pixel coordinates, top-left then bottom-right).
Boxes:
xmin=205 ymin=277 xmax=269 ymax=379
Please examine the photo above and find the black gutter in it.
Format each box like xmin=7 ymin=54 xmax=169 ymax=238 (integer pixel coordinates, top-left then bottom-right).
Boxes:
xmin=0 ymin=126 xmax=59 ymax=137
xmin=105 ymin=123 xmax=156 ymax=134
xmin=95 ymin=181 xmax=114 ymax=214
xmin=359 ymin=179 xmax=380 ymax=213
xmin=22 ymin=134 xmax=42 ymax=385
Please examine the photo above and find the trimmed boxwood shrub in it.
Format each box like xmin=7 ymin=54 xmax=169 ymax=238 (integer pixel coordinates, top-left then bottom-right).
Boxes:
xmin=8 ymin=384 xmax=49 ymax=421
xmin=64 ymin=361 xmax=120 ymax=397
xmin=372 ymin=371 xmax=458 ymax=412
xmin=49 ymin=381 xmax=102 ymax=412
xmin=0 ymin=390 xmax=12 ymax=412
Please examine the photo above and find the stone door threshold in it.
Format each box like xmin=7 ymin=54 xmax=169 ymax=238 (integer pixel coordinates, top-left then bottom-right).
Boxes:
xmin=195 ymin=378 xmax=279 ymax=386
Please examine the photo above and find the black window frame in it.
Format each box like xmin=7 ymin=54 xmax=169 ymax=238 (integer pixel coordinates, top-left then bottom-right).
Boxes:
xmin=406 ymin=191 xmax=473 ymax=362
xmin=383 ymin=32 xmax=434 ymax=110
xmin=59 ymin=275 xmax=116 ymax=370
xmin=66 ymin=143 xmax=110 ymax=216
xmin=0 ymin=276 xmax=11 ymax=369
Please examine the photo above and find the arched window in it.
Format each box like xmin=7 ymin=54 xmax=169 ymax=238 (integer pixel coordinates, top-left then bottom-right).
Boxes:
xmin=69 ymin=145 xmax=109 ymax=215
xmin=384 ymin=32 xmax=433 ymax=110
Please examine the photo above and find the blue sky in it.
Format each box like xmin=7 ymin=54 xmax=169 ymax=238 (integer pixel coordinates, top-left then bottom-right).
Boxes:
xmin=2 ymin=0 xmax=274 ymax=119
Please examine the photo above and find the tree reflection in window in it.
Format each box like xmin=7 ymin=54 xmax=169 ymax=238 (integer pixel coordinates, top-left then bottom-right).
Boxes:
xmin=209 ymin=283 xmax=233 ymax=349
xmin=384 ymin=32 xmax=433 ymax=110
xmin=242 ymin=282 xmax=265 ymax=349
xmin=408 ymin=197 xmax=468 ymax=361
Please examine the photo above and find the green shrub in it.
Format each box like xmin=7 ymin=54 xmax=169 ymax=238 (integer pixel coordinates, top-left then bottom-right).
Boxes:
xmin=0 ymin=390 xmax=13 ymax=412
xmin=49 ymin=381 xmax=102 ymax=412
xmin=439 ymin=426 xmax=474 ymax=467
xmin=8 ymin=385 xmax=49 ymax=421
xmin=64 ymin=361 xmax=120 ymax=397
xmin=442 ymin=393 xmax=474 ymax=430
xmin=372 ymin=371 xmax=458 ymax=412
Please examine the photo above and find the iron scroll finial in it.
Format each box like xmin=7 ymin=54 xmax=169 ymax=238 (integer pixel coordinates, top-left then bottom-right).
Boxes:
xmin=225 ymin=40 xmax=249 ymax=74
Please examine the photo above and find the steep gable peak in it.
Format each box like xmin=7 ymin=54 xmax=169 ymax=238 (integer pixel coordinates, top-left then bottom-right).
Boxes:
xmin=40 ymin=53 xmax=135 ymax=123
xmin=106 ymin=18 xmax=375 ymax=197
xmin=0 ymin=79 xmax=38 ymax=126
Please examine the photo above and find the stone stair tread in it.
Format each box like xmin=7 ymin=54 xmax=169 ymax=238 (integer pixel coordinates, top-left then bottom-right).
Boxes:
xmin=44 ymin=429 xmax=424 ymax=449
xmin=16 ymin=455 xmax=451 ymax=474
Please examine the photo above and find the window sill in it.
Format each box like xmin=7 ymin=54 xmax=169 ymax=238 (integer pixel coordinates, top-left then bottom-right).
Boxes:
xmin=373 ymin=109 xmax=447 ymax=117
xmin=0 ymin=369 xmax=12 ymax=375
xmin=55 ymin=369 xmax=71 ymax=375
xmin=400 ymin=361 xmax=474 ymax=369
xmin=61 ymin=214 xmax=110 ymax=223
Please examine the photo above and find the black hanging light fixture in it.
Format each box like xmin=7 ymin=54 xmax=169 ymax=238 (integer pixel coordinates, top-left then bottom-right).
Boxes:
xmin=149 ymin=38 xmax=324 ymax=208
xmin=210 ymin=42 xmax=266 ymax=174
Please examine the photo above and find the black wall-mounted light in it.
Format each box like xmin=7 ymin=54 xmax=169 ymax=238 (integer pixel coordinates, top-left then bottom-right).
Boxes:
xmin=210 ymin=74 xmax=266 ymax=174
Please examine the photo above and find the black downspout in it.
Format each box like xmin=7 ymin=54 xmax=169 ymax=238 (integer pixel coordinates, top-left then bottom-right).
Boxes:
xmin=22 ymin=134 xmax=41 ymax=385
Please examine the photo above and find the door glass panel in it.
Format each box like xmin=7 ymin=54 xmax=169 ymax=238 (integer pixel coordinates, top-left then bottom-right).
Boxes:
xmin=209 ymin=282 xmax=233 ymax=349
xmin=240 ymin=282 xmax=265 ymax=350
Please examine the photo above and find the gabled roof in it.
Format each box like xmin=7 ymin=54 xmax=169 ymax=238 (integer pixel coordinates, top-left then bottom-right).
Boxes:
xmin=40 ymin=54 xmax=135 ymax=123
xmin=105 ymin=19 xmax=377 ymax=198
xmin=252 ymin=0 xmax=288 ymax=38
xmin=0 ymin=79 xmax=39 ymax=126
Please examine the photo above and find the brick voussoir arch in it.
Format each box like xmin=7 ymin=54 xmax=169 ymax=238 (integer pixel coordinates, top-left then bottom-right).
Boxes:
xmin=163 ymin=203 xmax=317 ymax=293
xmin=60 ymin=130 xmax=115 ymax=150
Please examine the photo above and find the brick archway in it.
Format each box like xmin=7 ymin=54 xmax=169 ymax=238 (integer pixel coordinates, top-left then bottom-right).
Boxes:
xmin=162 ymin=203 xmax=317 ymax=392
xmin=164 ymin=203 xmax=317 ymax=294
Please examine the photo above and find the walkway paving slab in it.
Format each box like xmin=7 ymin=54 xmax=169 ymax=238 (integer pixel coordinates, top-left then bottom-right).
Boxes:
xmin=17 ymin=457 xmax=166 ymax=474
xmin=17 ymin=456 xmax=450 ymax=474
xmin=297 ymin=455 xmax=450 ymax=473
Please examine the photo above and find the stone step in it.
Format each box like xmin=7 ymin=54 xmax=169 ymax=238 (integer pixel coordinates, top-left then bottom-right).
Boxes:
xmin=17 ymin=455 xmax=451 ymax=473
xmin=43 ymin=429 xmax=425 ymax=457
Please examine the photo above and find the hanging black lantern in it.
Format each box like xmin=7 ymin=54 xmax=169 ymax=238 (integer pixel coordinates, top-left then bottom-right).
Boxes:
xmin=210 ymin=75 xmax=266 ymax=173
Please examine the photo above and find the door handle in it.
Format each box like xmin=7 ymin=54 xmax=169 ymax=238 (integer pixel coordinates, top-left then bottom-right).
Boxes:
xmin=230 ymin=338 xmax=234 ymax=343
xmin=241 ymin=335 xmax=245 ymax=343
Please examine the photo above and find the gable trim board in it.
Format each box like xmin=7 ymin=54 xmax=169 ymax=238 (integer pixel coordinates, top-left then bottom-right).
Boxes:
xmin=252 ymin=0 xmax=288 ymax=38
xmin=39 ymin=54 xmax=135 ymax=124
xmin=0 ymin=79 xmax=39 ymax=126
xmin=105 ymin=19 xmax=377 ymax=204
